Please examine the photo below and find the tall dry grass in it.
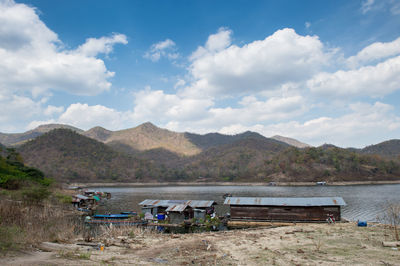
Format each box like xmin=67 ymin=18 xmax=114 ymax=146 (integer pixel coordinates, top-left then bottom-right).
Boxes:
xmin=0 ymin=197 xmax=83 ymax=253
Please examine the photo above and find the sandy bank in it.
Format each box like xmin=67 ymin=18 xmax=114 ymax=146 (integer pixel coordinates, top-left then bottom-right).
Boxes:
xmin=1 ymin=222 xmax=399 ymax=265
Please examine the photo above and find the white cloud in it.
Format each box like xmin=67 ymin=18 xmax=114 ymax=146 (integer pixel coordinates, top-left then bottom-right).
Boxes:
xmin=56 ymin=103 xmax=127 ymax=130
xmin=361 ymin=0 xmax=375 ymax=14
xmin=361 ymin=0 xmax=400 ymax=15
xmin=217 ymin=102 xmax=400 ymax=148
xmin=144 ymin=39 xmax=179 ymax=62
xmin=208 ymin=95 xmax=307 ymax=125
xmin=0 ymin=0 xmax=127 ymax=97
xmin=174 ymin=79 xmax=186 ymax=89
xmin=346 ymin=37 xmax=400 ymax=68
xmin=132 ymin=88 xmax=213 ymax=124
xmin=0 ymin=93 xmax=43 ymax=132
xmin=206 ymin=27 xmax=232 ymax=52
xmin=44 ymin=105 xmax=64 ymax=116
xmin=308 ymin=55 xmax=400 ymax=97
xmin=186 ymin=28 xmax=332 ymax=96
xmin=305 ymin=22 xmax=311 ymax=29
xmin=26 ymin=102 xmax=131 ymax=131
xmin=76 ymin=33 xmax=128 ymax=57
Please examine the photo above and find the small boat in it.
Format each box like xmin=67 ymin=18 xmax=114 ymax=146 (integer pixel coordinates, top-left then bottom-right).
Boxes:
xmin=86 ymin=220 xmax=147 ymax=226
xmin=121 ymin=211 xmax=137 ymax=215
xmin=92 ymin=214 xmax=130 ymax=220
xmin=77 ymin=207 xmax=90 ymax=212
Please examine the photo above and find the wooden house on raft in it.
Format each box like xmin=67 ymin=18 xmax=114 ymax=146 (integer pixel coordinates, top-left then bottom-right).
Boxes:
xmin=224 ymin=197 xmax=346 ymax=222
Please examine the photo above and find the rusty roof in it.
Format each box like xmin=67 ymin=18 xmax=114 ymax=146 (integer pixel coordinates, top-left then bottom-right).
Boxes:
xmin=166 ymin=204 xmax=190 ymax=212
xmin=186 ymin=200 xmax=216 ymax=208
xmin=224 ymin=197 xmax=346 ymax=206
xmin=138 ymin=199 xmax=216 ymax=208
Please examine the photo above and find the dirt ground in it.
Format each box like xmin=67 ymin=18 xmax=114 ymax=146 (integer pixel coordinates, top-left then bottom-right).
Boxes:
xmin=1 ymin=222 xmax=399 ymax=265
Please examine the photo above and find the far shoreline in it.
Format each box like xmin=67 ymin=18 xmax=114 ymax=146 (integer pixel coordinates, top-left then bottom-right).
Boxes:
xmin=66 ymin=179 xmax=400 ymax=188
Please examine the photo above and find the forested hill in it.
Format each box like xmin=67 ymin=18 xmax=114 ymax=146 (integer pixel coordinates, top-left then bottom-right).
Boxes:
xmin=14 ymin=128 xmax=400 ymax=183
xmin=262 ymin=146 xmax=400 ymax=182
xmin=0 ymin=146 xmax=51 ymax=189
xmin=358 ymin=139 xmax=400 ymax=159
xmin=17 ymin=129 xmax=162 ymax=182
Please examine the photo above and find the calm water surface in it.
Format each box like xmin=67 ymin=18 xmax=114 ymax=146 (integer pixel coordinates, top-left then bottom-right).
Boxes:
xmin=92 ymin=184 xmax=400 ymax=222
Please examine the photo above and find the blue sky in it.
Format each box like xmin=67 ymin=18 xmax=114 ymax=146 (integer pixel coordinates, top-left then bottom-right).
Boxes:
xmin=1 ymin=0 xmax=400 ymax=148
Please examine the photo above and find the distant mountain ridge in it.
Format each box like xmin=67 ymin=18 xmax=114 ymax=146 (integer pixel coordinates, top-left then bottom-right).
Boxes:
xmin=272 ymin=135 xmax=311 ymax=148
xmin=359 ymin=139 xmax=400 ymax=159
xmin=15 ymin=128 xmax=400 ymax=183
xmin=0 ymin=124 xmax=82 ymax=146
xmin=1 ymin=122 xmax=294 ymax=156
xmin=87 ymin=122 xmax=202 ymax=156
xmin=17 ymin=129 xmax=157 ymax=182
xmin=1 ymin=122 xmax=400 ymax=160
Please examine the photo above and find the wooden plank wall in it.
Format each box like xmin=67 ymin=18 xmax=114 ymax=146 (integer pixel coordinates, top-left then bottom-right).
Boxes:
xmin=230 ymin=205 xmax=341 ymax=222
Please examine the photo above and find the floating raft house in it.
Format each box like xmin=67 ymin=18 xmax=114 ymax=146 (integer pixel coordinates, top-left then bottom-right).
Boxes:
xmin=138 ymin=199 xmax=216 ymax=219
xmin=224 ymin=197 xmax=346 ymax=222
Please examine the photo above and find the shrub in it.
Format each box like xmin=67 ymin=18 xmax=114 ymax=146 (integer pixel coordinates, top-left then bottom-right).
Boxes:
xmin=22 ymin=186 xmax=51 ymax=203
xmin=55 ymin=192 xmax=72 ymax=204
xmin=0 ymin=226 xmax=23 ymax=252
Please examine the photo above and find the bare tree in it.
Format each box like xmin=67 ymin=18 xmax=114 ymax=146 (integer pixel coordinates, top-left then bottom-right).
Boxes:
xmin=382 ymin=204 xmax=400 ymax=241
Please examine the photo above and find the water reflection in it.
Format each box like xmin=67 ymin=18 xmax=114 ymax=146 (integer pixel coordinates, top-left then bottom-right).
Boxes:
xmin=92 ymin=184 xmax=400 ymax=222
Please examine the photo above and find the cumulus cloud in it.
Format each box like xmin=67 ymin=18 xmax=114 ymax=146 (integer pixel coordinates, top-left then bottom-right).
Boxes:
xmin=0 ymin=94 xmax=41 ymax=126
xmin=26 ymin=102 xmax=131 ymax=131
xmin=132 ymin=88 xmax=213 ymax=124
xmin=308 ymin=55 xmax=400 ymax=97
xmin=44 ymin=105 xmax=64 ymax=116
xmin=186 ymin=28 xmax=332 ymax=96
xmin=55 ymin=103 xmax=127 ymax=130
xmin=190 ymin=27 xmax=233 ymax=60
xmin=144 ymin=39 xmax=179 ymax=62
xmin=218 ymin=102 xmax=400 ymax=148
xmin=346 ymin=37 xmax=400 ymax=68
xmin=0 ymin=0 xmax=127 ymax=97
xmin=208 ymin=95 xmax=307 ymax=125
xmin=77 ymin=33 xmax=128 ymax=57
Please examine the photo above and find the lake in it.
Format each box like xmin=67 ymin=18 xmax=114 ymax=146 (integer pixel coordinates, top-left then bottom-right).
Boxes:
xmin=92 ymin=184 xmax=400 ymax=222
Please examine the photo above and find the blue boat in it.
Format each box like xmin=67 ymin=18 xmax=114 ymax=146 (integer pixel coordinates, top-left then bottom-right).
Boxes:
xmin=121 ymin=211 xmax=137 ymax=215
xmin=92 ymin=214 xmax=130 ymax=219
xmin=86 ymin=220 xmax=147 ymax=226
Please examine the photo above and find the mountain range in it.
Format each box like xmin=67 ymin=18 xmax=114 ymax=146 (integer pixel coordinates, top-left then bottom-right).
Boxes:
xmin=1 ymin=123 xmax=399 ymax=183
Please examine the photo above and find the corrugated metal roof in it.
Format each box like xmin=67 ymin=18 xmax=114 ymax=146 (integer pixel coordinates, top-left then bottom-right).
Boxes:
xmin=166 ymin=204 xmax=189 ymax=212
xmin=74 ymin=194 xmax=89 ymax=200
xmin=186 ymin=200 xmax=216 ymax=208
xmin=224 ymin=197 xmax=346 ymax=206
xmin=138 ymin=199 xmax=216 ymax=208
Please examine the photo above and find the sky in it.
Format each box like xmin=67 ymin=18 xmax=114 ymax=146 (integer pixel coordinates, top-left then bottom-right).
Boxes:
xmin=1 ymin=0 xmax=400 ymax=148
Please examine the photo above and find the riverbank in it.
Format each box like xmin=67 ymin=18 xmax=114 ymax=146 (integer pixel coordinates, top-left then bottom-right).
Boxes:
xmin=1 ymin=222 xmax=399 ymax=265
xmin=68 ymin=180 xmax=400 ymax=188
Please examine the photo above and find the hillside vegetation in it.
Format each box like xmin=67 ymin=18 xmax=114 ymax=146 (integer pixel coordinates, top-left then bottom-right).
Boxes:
xmin=85 ymin=122 xmax=202 ymax=156
xmin=0 ymin=124 xmax=82 ymax=146
xmin=263 ymin=146 xmax=400 ymax=182
xmin=0 ymin=146 xmax=52 ymax=190
xmin=17 ymin=129 xmax=162 ymax=182
xmin=12 ymin=128 xmax=400 ymax=183
xmin=359 ymin=139 xmax=400 ymax=159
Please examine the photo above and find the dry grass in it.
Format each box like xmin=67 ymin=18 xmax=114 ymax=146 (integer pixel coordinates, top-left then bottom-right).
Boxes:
xmin=0 ymin=197 xmax=82 ymax=254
